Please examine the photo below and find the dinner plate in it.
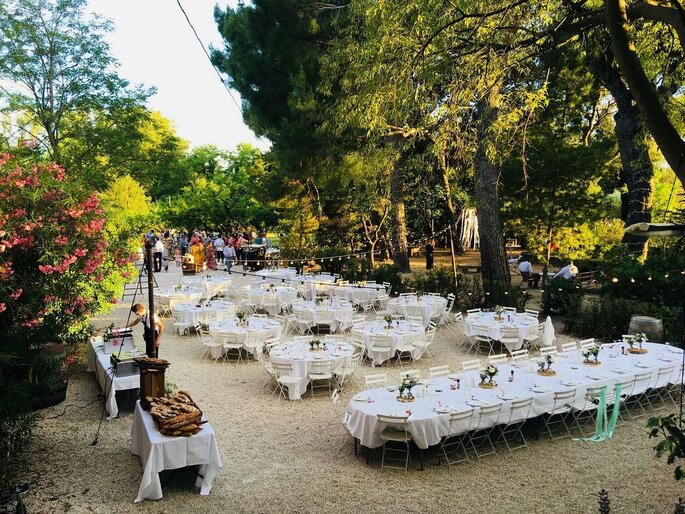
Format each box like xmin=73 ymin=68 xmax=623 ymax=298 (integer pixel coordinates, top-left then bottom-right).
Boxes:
xmin=353 ymin=396 xmax=369 ymax=402
xmin=634 ymin=362 xmax=652 ymax=368
xmin=560 ymin=380 xmax=579 ymax=387
xmin=435 ymin=407 xmax=453 ymax=414
xmin=447 ymin=373 xmax=461 ymax=380
xmin=497 ymin=393 xmax=518 ymax=401
xmin=390 ymin=410 xmax=410 ymax=417
xmin=659 ymin=357 xmax=676 ymax=362
xmin=466 ymin=399 xmax=488 ymax=407
xmin=611 ymin=368 xmax=629 ymax=374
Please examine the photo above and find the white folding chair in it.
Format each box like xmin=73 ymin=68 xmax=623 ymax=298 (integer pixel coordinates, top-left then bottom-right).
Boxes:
xmin=539 ymin=345 xmax=558 ymax=357
xmin=365 ymin=373 xmax=388 ymax=387
xmin=488 ymin=354 xmax=508 ymax=366
xmin=438 ymin=409 xmax=474 ymax=465
xmin=542 ymin=389 xmax=577 ymax=439
xmin=377 ymin=414 xmax=412 ymax=471
xmin=462 ymin=359 xmax=481 ymax=371
xmin=497 ymin=398 xmax=533 ymax=452
xmin=560 ymin=342 xmax=578 ymax=353
xmin=308 ymin=359 xmax=334 ymax=396
xmin=428 ymin=365 xmax=450 ymax=378
xmin=579 ymin=339 xmax=596 ymax=351
xmin=510 ymin=349 xmax=529 ymax=362
xmin=272 ymin=362 xmax=301 ymax=400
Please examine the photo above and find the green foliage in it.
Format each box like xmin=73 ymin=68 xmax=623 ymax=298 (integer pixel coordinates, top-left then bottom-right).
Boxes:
xmin=0 ymin=411 xmax=38 ymax=483
xmin=0 ymin=0 xmax=151 ymax=160
xmin=648 ymin=414 xmax=685 ymax=481
xmin=545 ymin=277 xmax=585 ymax=315
xmin=371 ymin=264 xmax=404 ymax=295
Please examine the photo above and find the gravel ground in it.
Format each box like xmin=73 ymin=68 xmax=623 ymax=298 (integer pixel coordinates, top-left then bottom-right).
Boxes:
xmin=18 ymin=265 xmax=685 ymax=514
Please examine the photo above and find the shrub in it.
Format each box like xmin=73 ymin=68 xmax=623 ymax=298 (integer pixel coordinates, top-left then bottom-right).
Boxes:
xmin=544 ymin=277 xmax=585 ymax=315
xmin=372 ymin=264 xmax=403 ymax=294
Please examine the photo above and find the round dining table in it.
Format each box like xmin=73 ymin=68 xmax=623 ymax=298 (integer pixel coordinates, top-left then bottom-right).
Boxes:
xmin=463 ymin=311 xmax=539 ymax=352
xmin=182 ymin=276 xmax=232 ymax=297
xmin=172 ymin=299 xmax=236 ymax=325
xmin=387 ymin=295 xmax=447 ymax=327
xmin=155 ymin=288 xmax=203 ymax=312
xmin=291 ymin=299 xmax=355 ymax=332
xmin=269 ymin=340 xmax=355 ymax=400
xmin=351 ymin=319 xmax=425 ymax=366
xmin=329 ymin=283 xmax=386 ymax=303
xmin=208 ymin=316 xmax=282 ymax=359
xmin=345 ymin=342 xmax=683 ymax=449
xmin=248 ymin=285 xmax=298 ymax=315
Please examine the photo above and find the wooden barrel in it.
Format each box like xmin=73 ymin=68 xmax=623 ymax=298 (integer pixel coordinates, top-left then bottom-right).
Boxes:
xmin=628 ymin=315 xmax=664 ymax=343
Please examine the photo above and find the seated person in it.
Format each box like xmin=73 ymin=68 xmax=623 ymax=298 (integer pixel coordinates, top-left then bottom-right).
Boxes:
xmin=518 ymin=257 xmax=540 ymax=287
xmin=554 ymin=260 xmax=578 ymax=280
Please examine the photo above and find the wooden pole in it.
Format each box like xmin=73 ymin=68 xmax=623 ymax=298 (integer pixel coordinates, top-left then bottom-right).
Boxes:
xmin=145 ymin=240 xmax=156 ymax=358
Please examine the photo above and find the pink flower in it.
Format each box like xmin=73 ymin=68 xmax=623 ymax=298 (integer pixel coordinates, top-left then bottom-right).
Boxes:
xmin=0 ymin=303 xmax=6 ymax=314
xmin=54 ymin=235 xmax=68 ymax=245
xmin=38 ymin=264 xmax=54 ymax=275
xmin=74 ymin=248 xmax=88 ymax=257
xmin=10 ymin=288 xmax=22 ymax=300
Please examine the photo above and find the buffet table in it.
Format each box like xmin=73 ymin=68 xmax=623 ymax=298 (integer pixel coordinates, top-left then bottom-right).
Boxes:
xmin=86 ymin=339 xmax=142 ymax=420
xmin=131 ymin=402 xmax=222 ymax=502
xmin=345 ymin=342 xmax=683 ymax=449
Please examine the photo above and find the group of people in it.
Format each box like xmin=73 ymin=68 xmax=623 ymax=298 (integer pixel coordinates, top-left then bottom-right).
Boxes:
xmin=511 ymin=254 xmax=578 ymax=288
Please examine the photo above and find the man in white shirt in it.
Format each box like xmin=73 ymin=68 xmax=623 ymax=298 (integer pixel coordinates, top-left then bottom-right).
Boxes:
xmin=153 ymin=237 xmax=164 ymax=272
xmin=214 ymin=235 xmax=225 ymax=265
xmin=554 ymin=261 xmax=578 ymax=280
xmin=518 ymin=257 xmax=540 ymax=288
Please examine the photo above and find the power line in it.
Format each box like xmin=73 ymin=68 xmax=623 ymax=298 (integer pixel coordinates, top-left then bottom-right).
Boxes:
xmin=174 ymin=0 xmax=244 ymax=117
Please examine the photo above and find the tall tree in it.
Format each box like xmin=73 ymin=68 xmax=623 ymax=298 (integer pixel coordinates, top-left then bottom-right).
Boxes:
xmin=0 ymin=0 xmax=150 ymax=163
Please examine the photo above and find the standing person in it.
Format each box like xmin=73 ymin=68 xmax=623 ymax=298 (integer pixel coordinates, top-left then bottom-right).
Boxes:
xmin=214 ymin=234 xmax=225 ymax=265
xmin=190 ymin=239 xmax=205 ymax=273
xmin=518 ymin=256 xmax=540 ymax=288
xmin=224 ymin=242 xmax=236 ymax=271
xmin=121 ymin=303 xmax=164 ymax=357
xmin=234 ymin=232 xmax=244 ymax=265
xmin=206 ymin=242 xmax=217 ymax=270
xmin=425 ymin=239 xmax=434 ymax=270
xmin=179 ymin=233 xmax=188 ymax=256
xmin=153 ymin=236 xmax=164 ymax=272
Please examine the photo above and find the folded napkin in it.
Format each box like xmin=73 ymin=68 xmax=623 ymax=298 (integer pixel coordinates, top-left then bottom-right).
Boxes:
xmin=497 ymin=393 xmax=519 ymax=401
xmin=634 ymin=362 xmax=652 ymax=368
xmin=466 ymin=398 xmax=489 ymax=407
xmin=611 ymin=368 xmax=629 ymax=374
xmin=560 ymin=380 xmax=580 ymax=387
xmin=586 ymin=374 xmax=606 ymax=381
xmin=659 ymin=356 xmax=676 ymax=362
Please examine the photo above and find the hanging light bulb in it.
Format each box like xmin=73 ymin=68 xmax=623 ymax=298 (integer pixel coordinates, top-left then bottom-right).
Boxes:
xmin=611 ymin=277 xmax=618 ymax=283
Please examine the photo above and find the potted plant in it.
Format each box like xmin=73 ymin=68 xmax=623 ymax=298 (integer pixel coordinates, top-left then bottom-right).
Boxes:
xmin=582 ymin=345 xmax=601 ymax=365
xmin=537 ymin=354 xmax=556 ymax=376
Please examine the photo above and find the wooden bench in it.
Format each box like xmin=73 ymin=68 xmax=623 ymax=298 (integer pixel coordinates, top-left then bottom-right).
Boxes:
xmin=575 ymin=271 xmax=597 ymax=289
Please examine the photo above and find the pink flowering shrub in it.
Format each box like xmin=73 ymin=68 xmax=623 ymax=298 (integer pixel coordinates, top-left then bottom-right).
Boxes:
xmin=0 ymin=152 xmax=134 ymax=350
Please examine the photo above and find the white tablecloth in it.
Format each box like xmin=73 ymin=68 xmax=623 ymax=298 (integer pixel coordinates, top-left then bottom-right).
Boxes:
xmin=182 ymin=276 xmax=232 ymax=297
xmin=329 ymin=283 xmax=386 ymax=303
xmin=291 ymin=299 xmax=354 ymax=332
xmin=86 ymin=340 xmax=141 ymax=419
xmin=254 ymin=268 xmax=299 ymax=285
xmin=269 ymin=341 xmax=354 ymax=400
xmin=463 ymin=311 xmax=541 ymax=351
xmin=388 ymin=296 xmax=447 ymax=328
xmin=249 ymin=286 xmax=297 ymax=315
xmin=345 ymin=342 xmax=683 ymax=449
xmin=173 ymin=300 xmax=236 ymax=325
xmin=131 ymin=402 xmax=222 ymax=502
xmin=351 ymin=320 xmax=425 ymax=366
xmin=290 ymin=274 xmax=337 ymax=299
xmin=155 ymin=289 xmax=203 ymax=311
xmin=208 ymin=317 xmax=282 ymax=359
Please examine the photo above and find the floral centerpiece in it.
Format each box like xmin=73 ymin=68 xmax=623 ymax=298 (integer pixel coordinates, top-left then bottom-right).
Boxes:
xmin=383 ymin=314 xmax=393 ymax=329
xmin=537 ymin=354 xmax=556 ymax=376
xmin=494 ymin=305 xmax=505 ymax=320
xmin=314 ymin=297 xmax=323 ymax=306
xmin=479 ymin=365 xmax=498 ymax=388
xmin=173 ymin=283 xmax=183 ymax=293
xmin=628 ymin=333 xmax=648 ymax=354
xmin=196 ymin=297 xmax=208 ymax=308
xmin=582 ymin=345 xmax=601 ymax=365
xmin=397 ymin=375 xmax=419 ymax=402
xmin=236 ymin=311 xmax=247 ymax=325
xmin=309 ymin=338 xmax=323 ymax=351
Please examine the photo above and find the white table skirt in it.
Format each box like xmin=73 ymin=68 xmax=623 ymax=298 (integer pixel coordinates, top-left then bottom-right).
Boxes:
xmin=86 ymin=340 xmax=140 ymax=419
xmin=329 ymin=284 xmax=385 ymax=303
xmin=269 ymin=342 xmax=354 ymax=400
xmin=249 ymin=287 xmax=296 ymax=315
xmin=463 ymin=312 xmax=540 ymax=351
xmin=208 ymin=318 xmax=282 ymax=359
xmin=352 ymin=320 xmax=425 ymax=366
xmin=292 ymin=300 xmax=354 ymax=332
xmin=388 ymin=296 xmax=447 ymax=328
xmin=345 ymin=342 xmax=683 ymax=449
xmin=173 ymin=300 xmax=236 ymax=325
xmin=131 ymin=402 xmax=222 ymax=502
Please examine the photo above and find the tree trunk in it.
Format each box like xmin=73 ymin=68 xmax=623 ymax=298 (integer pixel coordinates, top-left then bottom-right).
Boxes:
xmin=440 ymin=154 xmax=459 ymax=287
xmin=606 ymin=0 xmax=685 ymax=188
xmin=390 ymin=163 xmax=411 ymax=272
xmin=592 ymin=53 xmax=654 ymax=257
xmin=473 ymin=85 xmax=511 ymax=305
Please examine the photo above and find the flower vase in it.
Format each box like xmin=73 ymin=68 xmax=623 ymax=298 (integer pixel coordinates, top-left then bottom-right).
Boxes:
xmin=537 ymin=368 xmax=557 ymax=376
xmin=627 ymin=346 xmax=648 ymax=355
xmin=396 ymin=391 xmax=415 ymax=403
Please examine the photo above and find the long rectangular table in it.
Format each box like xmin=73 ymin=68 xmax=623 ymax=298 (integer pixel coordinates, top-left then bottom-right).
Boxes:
xmin=346 ymin=342 xmax=683 ymax=449
xmin=131 ymin=401 xmax=223 ymax=502
xmin=86 ymin=339 xmax=141 ymax=419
